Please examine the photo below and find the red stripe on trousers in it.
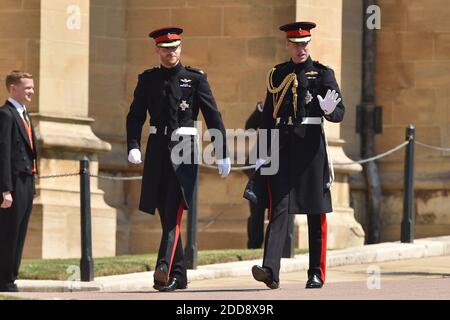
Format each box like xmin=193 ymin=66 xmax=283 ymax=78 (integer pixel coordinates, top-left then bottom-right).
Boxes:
xmin=168 ymin=201 xmax=184 ymax=276
xmin=320 ymin=214 xmax=327 ymax=283
xmin=262 ymin=183 xmax=273 ymax=262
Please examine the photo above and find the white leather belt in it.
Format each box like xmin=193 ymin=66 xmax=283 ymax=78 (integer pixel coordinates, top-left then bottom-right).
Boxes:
xmin=276 ymin=117 xmax=322 ymax=125
xmin=301 ymin=117 xmax=322 ymax=125
xmin=149 ymin=126 xmax=198 ymax=136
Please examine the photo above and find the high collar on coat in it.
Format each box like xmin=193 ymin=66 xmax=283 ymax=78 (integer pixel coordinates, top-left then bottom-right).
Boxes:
xmin=289 ymin=56 xmax=313 ymax=73
xmin=160 ymin=61 xmax=183 ymax=76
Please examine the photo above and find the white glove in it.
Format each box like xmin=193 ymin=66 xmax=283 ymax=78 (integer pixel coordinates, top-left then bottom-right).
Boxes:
xmin=255 ymin=158 xmax=266 ymax=171
xmin=317 ymin=89 xmax=341 ymax=115
xmin=1 ymin=192 xmax=13 ymax=209
xmin=128 ymin=149 xmax=142 ymax=164
xmin=217 ymin=157 xmax=231 ymax=178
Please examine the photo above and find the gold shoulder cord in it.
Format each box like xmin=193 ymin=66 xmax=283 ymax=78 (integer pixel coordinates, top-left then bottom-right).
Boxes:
xmin=266 ymin=68 xmax=298 ymax=119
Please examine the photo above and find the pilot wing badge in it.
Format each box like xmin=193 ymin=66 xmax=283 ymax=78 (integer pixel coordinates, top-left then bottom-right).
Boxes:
xmin=180 ymin=78 xmax=192 ymax=88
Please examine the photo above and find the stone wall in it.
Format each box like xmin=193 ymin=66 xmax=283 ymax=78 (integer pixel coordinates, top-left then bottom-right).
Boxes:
xmin=7 ymin=1 xmax=446 ymax=256
xmin=341 ymin=0 xmax=366 ymax=232
xmin=89 ymin=0 xmax=130 ymax=255
xmin=375 ymin=0 xmax=450 ymax=240
xmin=0 ymin=0 xmax=41 ymax=256
xmin=294 ymin=0 xmax=364 ymax=249
xmin=0 ymin=0 xmax=40 ymax=107
xmin=0 ymin=0 xmax=117 ymax=258
xmin=341 ymin=0 xmax=363 ymax=161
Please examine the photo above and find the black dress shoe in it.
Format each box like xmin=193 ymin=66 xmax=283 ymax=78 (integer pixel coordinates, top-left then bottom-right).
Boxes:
xmin=0 ymin=283 xmax=18 ymax=292
xmin=154 ymin=264 xmax=169 ymax=285
xmin=251 ymin=265 xmax=279 ymax=289
xmin=305 ymin=274 xmax=323 ymax=289
xmin=156 ymin=277 xmax=187 ymax=292
xmin=153 ymin=280 xmax=166 ymax=291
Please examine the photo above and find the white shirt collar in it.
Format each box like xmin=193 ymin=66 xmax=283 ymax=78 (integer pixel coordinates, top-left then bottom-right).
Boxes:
xmin=7 ymin=97 xmax=26 ymax=115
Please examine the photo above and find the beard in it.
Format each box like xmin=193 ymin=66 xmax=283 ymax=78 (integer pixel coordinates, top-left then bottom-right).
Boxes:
xmin=164 ymin=56 xmax=178 ymax=66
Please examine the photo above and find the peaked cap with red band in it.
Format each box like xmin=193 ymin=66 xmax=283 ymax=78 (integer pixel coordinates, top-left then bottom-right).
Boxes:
xmin=149 ymin=27 xmax=183 ymax=47
xmin=279 ymin=22 xmax=316 ymax=43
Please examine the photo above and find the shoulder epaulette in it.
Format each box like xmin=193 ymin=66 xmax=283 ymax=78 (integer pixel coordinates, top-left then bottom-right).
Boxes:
xmin=267 ymin=62 xmax=289 ymax=81
xmin=142 ymin=66 xmax=159 ymax=74
xmin=273 ymin=61 xmax=290 ymax=71
xmin=139 ymin=67 xmax=159 ymax=79
xmin=312 ymin=61 xmax=329 ymax=70
xmin=185 ymin=66 xmax=205 ymax=75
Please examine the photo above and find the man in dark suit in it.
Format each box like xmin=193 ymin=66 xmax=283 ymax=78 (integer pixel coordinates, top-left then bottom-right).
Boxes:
xmin=126 ymin=27 xmax=230 ymax=292
xmin=0 ymin=70 xmax=37 ymax=292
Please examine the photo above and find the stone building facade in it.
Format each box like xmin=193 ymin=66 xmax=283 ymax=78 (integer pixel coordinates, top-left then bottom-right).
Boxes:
xmin=0 ymin=0 xmax=447 ymax=258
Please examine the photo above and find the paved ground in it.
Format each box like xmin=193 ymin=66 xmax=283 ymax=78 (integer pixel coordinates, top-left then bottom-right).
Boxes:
xmin=5 ymin=255 xmax=450 ymax=300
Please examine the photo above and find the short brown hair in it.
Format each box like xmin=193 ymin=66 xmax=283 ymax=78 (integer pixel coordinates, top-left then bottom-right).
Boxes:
xmin=5 ymin=70 xmax=33 ymax=92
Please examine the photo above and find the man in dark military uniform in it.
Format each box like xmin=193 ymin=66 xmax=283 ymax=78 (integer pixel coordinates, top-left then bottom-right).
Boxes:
xmin=244 ymin=22 xmax=344 ymax=289
xmin=126 ymin=27 xmax=230 ymax=292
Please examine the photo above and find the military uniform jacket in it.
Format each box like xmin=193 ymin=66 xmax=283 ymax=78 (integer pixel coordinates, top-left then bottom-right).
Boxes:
xmin=126 ymin=63 xmax=227 ymax=215
xmin=0 ymin=101 xmax=38 ymax=194
xmin=244 ymin=57 xmax=345 ymax=214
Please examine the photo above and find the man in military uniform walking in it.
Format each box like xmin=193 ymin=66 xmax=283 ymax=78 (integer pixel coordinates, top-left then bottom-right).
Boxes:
xmin=126 ymin=27 xmax=230 ymax=292
xmin=244 ymin=22 xmax=344 ymax=289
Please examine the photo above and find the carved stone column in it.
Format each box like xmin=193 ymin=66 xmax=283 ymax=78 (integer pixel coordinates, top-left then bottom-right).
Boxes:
xmin=295 ymin=0 xmax=365 ymax=249
xmin=24 ymin=0 xmax=116 ymax=258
